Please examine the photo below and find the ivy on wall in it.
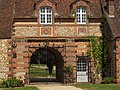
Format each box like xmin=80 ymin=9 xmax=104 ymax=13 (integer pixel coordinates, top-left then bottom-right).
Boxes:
xmin=87 ymin=36 xmax=108 ymax=71
xmin=87 ymin=36 xmax=108 ymax=83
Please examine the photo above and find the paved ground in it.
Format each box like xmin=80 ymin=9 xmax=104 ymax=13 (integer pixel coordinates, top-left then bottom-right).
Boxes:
xmin=32 ymin=84 xmax=83 ymax=90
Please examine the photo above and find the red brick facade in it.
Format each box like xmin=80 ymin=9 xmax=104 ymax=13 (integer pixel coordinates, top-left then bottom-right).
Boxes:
xmin=116 ymin=38 xmax=120 ymax=82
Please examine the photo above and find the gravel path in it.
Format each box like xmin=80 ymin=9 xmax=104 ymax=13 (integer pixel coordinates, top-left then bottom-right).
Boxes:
xmin=33 ymin=85 xmax=83 ymax=90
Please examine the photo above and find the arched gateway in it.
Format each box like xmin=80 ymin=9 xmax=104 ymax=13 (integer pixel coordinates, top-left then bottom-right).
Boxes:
xmin=22 ymin=40 xmax=67 ymax=84
xmin=8 ymin=38 xmax=92 ymax=84
xmin=29 ymin=47 xmax=64 ymax=83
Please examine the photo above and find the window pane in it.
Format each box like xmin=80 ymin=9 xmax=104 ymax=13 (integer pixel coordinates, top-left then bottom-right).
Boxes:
xmin=82 ymin=14 xmax=86 ymax=23
xmin=47 ymin=14 xmax=52 ymax=23
xmin=46 ymin=7 xmax=51 ymax=13
xmin=77 ymin=14 xmax=81 ymax=23
xmin=40 ymin=7 xmax=52 ymax=24
xmin=40 ymin=7 xmax=45 ymax=13
xmin=77 ymin=7 xmax=86 ymax=24
xmin=77 ymin=8 xmax=81 ymax=13
xmin=77 ymin=60 xmax=87 ymax=71
xmin=47 ymin=14 xmax=51 ymax=19
xmin=82 ymin=8 xmax=86 ymax=13
xmin=40 ymin=14 xmax=45 ymax=23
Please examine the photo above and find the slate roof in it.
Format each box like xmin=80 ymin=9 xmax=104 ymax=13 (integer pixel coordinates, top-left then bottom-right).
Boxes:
xmin=102 ymin=0 xmax=120 ymax=38
xmin=90 ymin=0 xmax=102 ymax=18
xmin=0 ymin=0 xmax=14 ymax=39
xmin=14 ymin=0 xmax=34 ymax=18
xmin=0 ymin=0 xmax=102 ymax=38
xmin=56 ymin=0 xmax=74 ymax=18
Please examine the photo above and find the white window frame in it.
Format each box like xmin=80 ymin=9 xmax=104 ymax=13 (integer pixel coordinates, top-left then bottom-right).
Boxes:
xmin=76 ymin=7 xmax=87 ymax=24
xmin=39 ymin=7 xmax=52 ymax=24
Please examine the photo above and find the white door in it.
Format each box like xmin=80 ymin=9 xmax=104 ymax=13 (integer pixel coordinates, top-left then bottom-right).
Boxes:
xmin=77 ymin=59 xmax=88 ymax=82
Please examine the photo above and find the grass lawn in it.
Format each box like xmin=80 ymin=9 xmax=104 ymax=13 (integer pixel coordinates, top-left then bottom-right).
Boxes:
xmin=30 ymin=64 xmax=56 ymax=77
xmin=3 ymin=86 xmax=39 ymax=90
xmin=74 ymin=84 xmax=120 ymax=90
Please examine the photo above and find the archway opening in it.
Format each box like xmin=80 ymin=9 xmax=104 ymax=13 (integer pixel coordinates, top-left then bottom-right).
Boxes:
xmin=29 ymin=47 xmax=64 ymax=83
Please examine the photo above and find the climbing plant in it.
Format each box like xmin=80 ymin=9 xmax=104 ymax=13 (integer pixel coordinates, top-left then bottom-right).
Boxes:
xmin=63 ymin=65 xmax=75 ymax=83
xmin=87 ymin=36 xmax=108 ymax=83
xmin=87 ymin=36 xmax=108 ymax=73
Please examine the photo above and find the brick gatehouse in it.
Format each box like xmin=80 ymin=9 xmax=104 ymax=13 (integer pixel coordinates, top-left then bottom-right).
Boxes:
xmin=0 ymin=0 xmax=120 ymax=84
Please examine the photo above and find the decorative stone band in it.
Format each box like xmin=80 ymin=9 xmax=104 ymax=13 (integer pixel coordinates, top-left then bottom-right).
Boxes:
xmin=40 ymin=26 xmax=53 ymax=36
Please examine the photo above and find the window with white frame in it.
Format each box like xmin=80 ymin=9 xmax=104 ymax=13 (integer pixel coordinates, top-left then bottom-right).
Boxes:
xmin=39 ymin=7 xmax=52 ymax=24
xmin=76 ymin=7 xmax=87 ymax=24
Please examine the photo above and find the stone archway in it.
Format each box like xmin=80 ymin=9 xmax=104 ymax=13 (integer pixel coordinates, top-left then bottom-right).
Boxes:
xmin=29 ymin=47 xmax=64 ymax=83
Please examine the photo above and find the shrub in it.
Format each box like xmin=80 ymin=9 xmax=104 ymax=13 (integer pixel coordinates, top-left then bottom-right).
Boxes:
xmin=64 ymin=65 xmax=73 ymax=75
xmin=102 ymin=77 xmax=115 ymax=84
xmin=1 ymin=77 xmax=23 ymax=88
xmin=63 ymin=65 xmax=75 ymax=83
xmin=112 ymin=79 xmax=117 ymax=84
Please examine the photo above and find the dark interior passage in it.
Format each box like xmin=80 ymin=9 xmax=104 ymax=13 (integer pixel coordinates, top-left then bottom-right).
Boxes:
xmin=29 ymin=47 xmax=64 ymax=83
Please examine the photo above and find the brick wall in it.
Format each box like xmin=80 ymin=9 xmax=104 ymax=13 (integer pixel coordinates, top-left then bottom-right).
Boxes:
xmin=116 ymin=38 xmax=120 ymax=83
xmin=11 ymin=39 xmax=29 ymax=84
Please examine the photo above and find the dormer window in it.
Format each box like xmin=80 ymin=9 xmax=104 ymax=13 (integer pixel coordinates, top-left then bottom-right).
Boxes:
xmin=39 ymin=7 xmax=52 ymax=24
xmin=76 ymin=7 xmax=87 ymax=24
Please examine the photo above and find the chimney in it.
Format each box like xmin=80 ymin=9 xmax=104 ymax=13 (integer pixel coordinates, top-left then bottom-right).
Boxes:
xmin=108 ymin=0 xmax=115 ymax=17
